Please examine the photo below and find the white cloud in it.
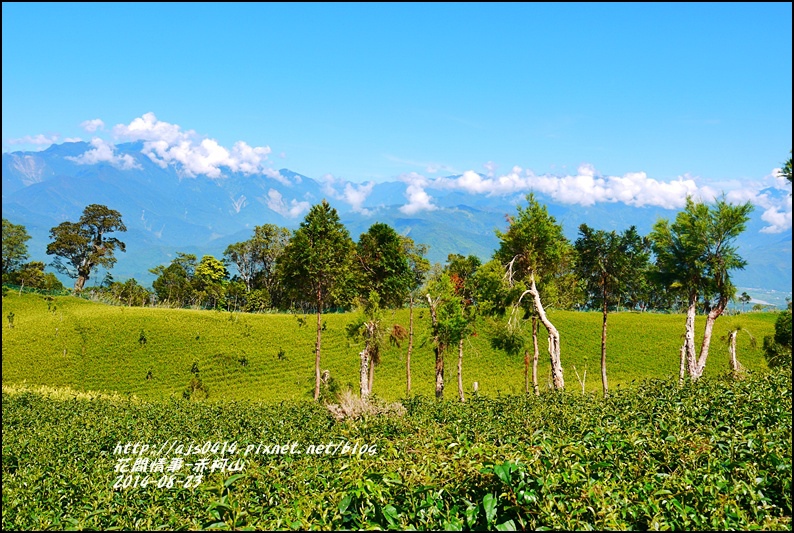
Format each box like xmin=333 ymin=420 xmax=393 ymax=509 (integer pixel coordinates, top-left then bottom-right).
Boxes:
xmin=7 ymin=134 xmax=61 ymax=146
xmin=432 ymin=166 xmax=720 ymax=209
xmin=80 ymin=119 xmax=105 ymax=132
xmin=321 ymin=174 xmax=375 ymax=214
xmin=399 ymin=172 xmax=437 ymax=215
xmin=397 ymin=163 xmax=792 ymax=233
xmin=265 ymin=189 xmax=310 ymax=218
xmin=65 ymin=137 xmax=140 ymax=170
xmin=110 ymin=112 xmax=280 ymax=180
xmin=483 ymin=161 xmax=497 ymax=178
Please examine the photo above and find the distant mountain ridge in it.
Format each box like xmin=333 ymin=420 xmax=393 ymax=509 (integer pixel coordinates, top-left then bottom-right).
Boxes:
xmin=2 ymin=142 xmax=791 ymax=296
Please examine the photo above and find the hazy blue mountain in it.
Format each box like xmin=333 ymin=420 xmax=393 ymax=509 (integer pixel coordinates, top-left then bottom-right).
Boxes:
xmin=2 ymin=142 xmax=791 ymax=297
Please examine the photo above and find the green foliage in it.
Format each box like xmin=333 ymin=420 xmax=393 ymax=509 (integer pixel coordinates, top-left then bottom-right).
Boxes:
xmin=400 ymin=235 xmax=431 ymax=299
xmin=150 ymin=253 xmax=196 ymax=307
xmin=495 ymin=193 xmax=569 ymax=282
xmin=1 ymin=218 xmax=31 ymax=279
xmin=575 ymin=224 xmax=651 ymax=311
xmin=46 ymin=204 xmax=127 ymax=292
xmin=2 ymin=369 xmax=790 ymax=530
xmin=182 ymin=375 xmax=209 ymax=400
xmin=764 ymin=309 xmax=792 ymax=368
xmin=650 ymin=196 xmax=753 ymax=306
xmin=278 ymin=200 xmax=356 ymax=311
xmin=356 ymin=223 xmax=414 ymax=309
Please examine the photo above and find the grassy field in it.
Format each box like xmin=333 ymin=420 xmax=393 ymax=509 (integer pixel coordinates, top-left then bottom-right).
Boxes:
xmin=1 ymin=291 xmax=778 ymax=402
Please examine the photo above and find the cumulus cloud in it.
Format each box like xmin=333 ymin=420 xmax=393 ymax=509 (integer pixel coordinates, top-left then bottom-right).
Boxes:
xmin=399 ymin=172 xmax=438 ymax=215
xmin=111 ymin=112 xmax=281 ymax=180
xmin=430 ymin=165 xmax=720 ymax=209
xmin=66 ymin=137 xmax=140 ymax=170
xmin=80 ymin=119 xmax=105 ymax=132
xmin=321 ymin=174 xmax=375 ymax=214
xmin=396 ymin=163 xmax=793 ymax=233
xmin=265 ymin=189 xmax=310 ymax=218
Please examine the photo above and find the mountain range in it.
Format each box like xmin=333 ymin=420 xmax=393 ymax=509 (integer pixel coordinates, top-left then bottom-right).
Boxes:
xmin=2 ymin=141 xmax=791 ymax=301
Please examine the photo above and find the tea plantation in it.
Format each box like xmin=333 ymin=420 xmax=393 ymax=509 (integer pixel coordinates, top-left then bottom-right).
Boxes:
xmin=2 ymin=292 xmax=791 ymax=530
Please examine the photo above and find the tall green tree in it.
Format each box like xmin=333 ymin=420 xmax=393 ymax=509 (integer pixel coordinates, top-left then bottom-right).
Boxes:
xmin=575 ymin=224 xmax=651 ymax=396
xmin=495 ymin=193 xmax=570 ymax=390
xmin=2 ymin=218 xmax=31 ymax=280
xmin=353 ymin=222 xmax=413 ymax=395
xmin=278 ymin=200 xmax=356 ymax=401
xmin=399 ymin=235 xmax=430 ymax=396
xmin=46 ymin=204 xmax=127 ymax=292
xmin=781 ymin=150 xmax=792 ymax=185
xmin=650 ymin=196 xmax=753 ymax=381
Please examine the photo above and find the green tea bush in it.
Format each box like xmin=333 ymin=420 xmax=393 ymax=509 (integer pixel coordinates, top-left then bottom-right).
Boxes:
xmin=2 ymin=369 xmax=790 ymax=530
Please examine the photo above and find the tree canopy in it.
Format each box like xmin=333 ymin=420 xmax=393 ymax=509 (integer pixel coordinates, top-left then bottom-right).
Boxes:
xmin=2 ymin=218 xmax=31 ymax=279
xmin=46 ymin=204 xmax=127 ymax=292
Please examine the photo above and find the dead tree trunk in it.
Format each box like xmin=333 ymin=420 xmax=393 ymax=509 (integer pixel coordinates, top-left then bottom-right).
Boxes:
xmin=523 ymin=350 xmax=530 ymax=395
xmin=359 ymin=348 xmax=370 ymax=400
xmin=684 ymin=292 xmax=698 ymax=379
xmin=458 ymin=338 xmax=465 ymax=402
xmin=532 ymin=316 xmax=539 ymax=395
xmin=367 ymin=352 xmax=375 ymax=395
xmin=527 ymin=273 xmax=564 ymax=390
xmin=693 ymin=294 xmax=729 ymax=380
xmin=601 ymin=297 xmax=609 ymax=397
xmin=427 ymin=294 xmax=444 ymax=400
xmin=728 ymin=330 xmax=739 ymax=374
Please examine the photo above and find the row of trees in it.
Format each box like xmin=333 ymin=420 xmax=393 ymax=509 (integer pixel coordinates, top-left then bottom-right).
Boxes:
xmin=2 ymin=163 xmax=790 ymax=400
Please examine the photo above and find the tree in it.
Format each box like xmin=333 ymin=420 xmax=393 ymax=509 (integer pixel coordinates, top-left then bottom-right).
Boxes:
xmin=650 ymin=196 xmax=753 ymax=381
xmin=2 ymin=219 xmax=31 ymax=281
xmin=425 ymin=269 xmax=467 ymax=400
xmin=194 ymin=255 xmax=228 ymax=309
xmin=575 ymin=224 xmax=650 ymax=396
xmin=721 ymin=325 xmax=755 ymax=376
xmin=46 ymin=204 xmax=127 ymax=292
xmin=445 ymin=253 xmax=481 ymax=402
xmin=353 ymin=222 xmax=414 ymax=395
xmin=346 ymin=291 xmax=407 ymax=400
xmin=278 ymin=200 xmax=356 ymax=401
xmin=475 ymin=258 xmax=540 ymax=395
xmin=763 ymin=309 xmax=792 ymax=368
xmin=399 ymin=236 xmax=430 ymax=396
xmin=224 ymin=224 xmax=290 ymax=301
xmin=495 ymin=193 xmax=570 ymax=390
xmin=781 ymin=150 xmax=792 ymax=186
xmin=150 ymin=253 xmax=197 ymax=307
xmin=738 ymin=292 xmax=752 ymax=313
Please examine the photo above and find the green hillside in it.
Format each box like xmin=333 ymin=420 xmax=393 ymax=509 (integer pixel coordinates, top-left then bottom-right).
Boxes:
xmin=1 ymin=291 xmax=778 ymax=401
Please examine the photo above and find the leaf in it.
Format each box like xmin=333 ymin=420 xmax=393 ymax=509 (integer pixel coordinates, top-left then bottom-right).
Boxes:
xmin=224 ymin=473 xmax=245 ymax=488
xmin=338 ymin=494 xmax=352 ymax=514
xmin=496 ymin=519 xmax=517 ymax=531
xmin=382 ymin=504 xmax=398 ymax=526
xmin=483 ymin=493 xmax=497 ymax=524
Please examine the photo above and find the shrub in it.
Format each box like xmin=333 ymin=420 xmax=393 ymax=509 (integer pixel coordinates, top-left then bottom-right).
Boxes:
xmin=764 ymin=309 xmax=792 ymax=368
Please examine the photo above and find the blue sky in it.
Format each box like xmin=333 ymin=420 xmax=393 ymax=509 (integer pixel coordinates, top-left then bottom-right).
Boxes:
xmin=3 ymin=2 xmax=792 ymax=188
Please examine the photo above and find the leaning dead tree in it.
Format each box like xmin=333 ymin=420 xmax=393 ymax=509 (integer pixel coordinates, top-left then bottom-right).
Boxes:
xmin=505 ymin=255 xmax=564 ymax=390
